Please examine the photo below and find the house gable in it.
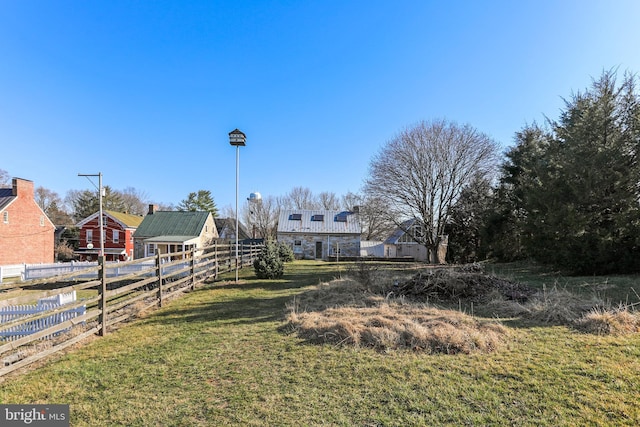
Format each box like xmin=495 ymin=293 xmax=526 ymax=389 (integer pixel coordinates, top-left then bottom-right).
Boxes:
xmin=214 ymin=218 xmax=250 ymax=241
xmin=0 ymin=178 xmax=55 ymax=264
xmin=75 ymin=210 xmax=144 ymax=261
xmin=133 ymin=211 xmax=218 ymax=259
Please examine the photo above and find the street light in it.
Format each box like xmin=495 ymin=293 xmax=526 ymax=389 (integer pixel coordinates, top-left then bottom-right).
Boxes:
xmin=78 ymin=172 xmax=106 ymax=336
xmin=229 ymin=129 xmax=246 ymax=283
xmin=78 ymin=172 xmax=104 ymax=261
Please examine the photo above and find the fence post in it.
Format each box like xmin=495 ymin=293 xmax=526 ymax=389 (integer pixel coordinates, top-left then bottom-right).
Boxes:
xmin=156 ymin=252 xmax=163 ymax=308
xmin=190 ymin=247 xmax=196 ymax=290
xmin=240 ymin=242 xmax=244 ymax=269
xmin=214 ymin=242 xmax=218 ymax=280
xmin=99 ymin=255 xmax=107 ymax=336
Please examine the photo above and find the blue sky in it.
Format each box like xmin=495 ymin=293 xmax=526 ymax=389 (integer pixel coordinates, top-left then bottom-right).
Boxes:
xmin=2 ymin=1 xmax=640 ymax=211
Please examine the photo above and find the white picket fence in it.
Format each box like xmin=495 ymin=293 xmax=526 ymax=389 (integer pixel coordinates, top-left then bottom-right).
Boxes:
xmin=0 ymin=264 xmax=25 ymax=283
xmin=19 ymin=260 xmax=197 ymax=281
xmin=0 ymin=291 xmax=86 ymax=341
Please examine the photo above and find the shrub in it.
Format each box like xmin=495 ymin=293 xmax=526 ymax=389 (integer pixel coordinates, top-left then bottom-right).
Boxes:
xmin=277 ymin=242 xmax=295 ymax=263
xmin=253 ymin=241 xmax=285 ymax=279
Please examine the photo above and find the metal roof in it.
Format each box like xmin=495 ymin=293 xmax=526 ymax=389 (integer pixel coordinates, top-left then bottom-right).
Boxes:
xmin=0 ymin=188 xmax=15 ymax=212
xmin=105 ymin=210 xmax=144 ymax=227
xmin=133 ymin=211 xmax=212 ymax=239
xmin=277 ymin=209 xmax=361 ymax=235
xmin=214 ymin=218 xmax=251 ymax=240
xmin=143 ymin=236 xmax=199 ymax=244
xmin=384 ymin=219 xmax=417 ymax=244
xmin=76 ymin=210 xmax=144 ymax=228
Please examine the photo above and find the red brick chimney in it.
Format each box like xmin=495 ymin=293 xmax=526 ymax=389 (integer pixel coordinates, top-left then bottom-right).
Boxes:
xmin=12 ymin=178 xmax=34 ymax=199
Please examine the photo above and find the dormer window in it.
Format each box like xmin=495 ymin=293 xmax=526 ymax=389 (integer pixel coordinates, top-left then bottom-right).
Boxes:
xmin=334 ymin=214 xmax=348 ymax=222
xmin=311 ymin=214 xmax=324 ymax=221
xmin=289 ymin=213 xmax=302 ymax=221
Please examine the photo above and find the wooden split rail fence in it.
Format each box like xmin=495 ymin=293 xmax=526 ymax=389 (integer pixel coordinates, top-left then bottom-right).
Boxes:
xmin=0 ymin=242 xmax=262 ymax=377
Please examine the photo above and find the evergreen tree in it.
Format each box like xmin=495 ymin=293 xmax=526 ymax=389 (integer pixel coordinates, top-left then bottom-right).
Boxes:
xmin=253 ymin=241 xmax=285 ymax=279
xmin=70 ymin=186 xmax=126 ymax=221
xmin=446 ymin=175 xmax=493 ymax=263
xmin=178 ymin=190 xmax=218 ymax=216
xmin=504 ymin=70 xmax=640 ymax=274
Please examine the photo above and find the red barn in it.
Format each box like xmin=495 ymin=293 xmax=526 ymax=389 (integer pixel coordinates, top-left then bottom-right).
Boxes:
xmin=75 ymin=210 xmax=144 ymax=261
xmin=0 ymin=178 xmax=55 ymax=264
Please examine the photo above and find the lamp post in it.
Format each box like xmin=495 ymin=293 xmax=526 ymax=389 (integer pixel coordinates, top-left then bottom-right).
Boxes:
xmin=229 ymin=129 xmax=246 ymax=283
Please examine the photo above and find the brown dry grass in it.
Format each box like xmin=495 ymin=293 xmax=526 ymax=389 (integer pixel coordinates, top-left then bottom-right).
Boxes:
xmin=288 ymin=303 xmax=507 ymax=354
xmin=575 ymin=306 xmax=640 ymax=335
xmin=484 ymin=285 xmax=608 ymax=323
xmin=286 ymin=278 xmax=509 ymax=354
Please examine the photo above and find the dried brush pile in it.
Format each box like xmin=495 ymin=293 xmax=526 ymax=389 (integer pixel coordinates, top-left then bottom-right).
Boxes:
xmin=392 ymin=266 xmax=536 ymax=304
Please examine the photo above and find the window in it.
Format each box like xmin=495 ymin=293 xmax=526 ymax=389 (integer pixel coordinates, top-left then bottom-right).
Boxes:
xmin=86 ymin=229 xmax=93 ymax=243
xmin=113 ymin=230 xmax=119 ymax=243
xmin=311 ymin=215 xmax=324 ymax=221
xmin=334 ymin=214 xmax=347 ymax=222
xmin=40 ymin=215 xmax=45 ymax=226
xmin=294 ymin=240 xmax=302 ymax=246
xmin=2 ymin=211 xmax=7 ymax=223
xmin=289 ymin=213 xmax=302 ymax=221
xmin=148 ymin=244 xmax=155 ymax=255
xmin=399 ymin=223 xmax=424 ymax=244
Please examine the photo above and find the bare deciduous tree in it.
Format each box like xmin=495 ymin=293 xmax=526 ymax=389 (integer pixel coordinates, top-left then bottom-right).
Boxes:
xmin=318 ymin=191 xmax=340 ymax=210
xmin=365 ymin=119 xmax=499 ymax=263
xmin=36 ymin=186 xmax=73 ymax=225
xmin=341 ymin=191 xmax=395 ymax=241
xmin=120 ymin=187 xmax=150 ymax=216
xmin=243 ymin=195 xmax=280 ymax=240
xmin=285 ymin=186 xmax=318 ymax=210
xmin=0 ymin=169 xmax=9 ymax=186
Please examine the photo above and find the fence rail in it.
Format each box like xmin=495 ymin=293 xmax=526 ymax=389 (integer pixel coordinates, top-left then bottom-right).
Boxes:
xmin=0 ymin=242 xmax=262 ymax=377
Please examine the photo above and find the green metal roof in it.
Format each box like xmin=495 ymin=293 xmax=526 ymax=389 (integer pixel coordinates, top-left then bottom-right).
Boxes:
xmin=143 ymin=235 xmax=199 ymax=243
xmin=133 ymin=211 xmax=211 ymax=239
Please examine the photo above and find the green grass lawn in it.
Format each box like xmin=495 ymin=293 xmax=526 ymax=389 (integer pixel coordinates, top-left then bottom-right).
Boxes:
xmin=1 ymin=260 xmax=639 ymax=426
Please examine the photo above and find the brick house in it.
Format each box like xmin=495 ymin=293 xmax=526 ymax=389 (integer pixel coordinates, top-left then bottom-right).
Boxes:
xmin=133 ymin=205 xmax=218 ymax=259
xmin=0 ymin=178 xmax=55 ymax=264
xmin=75 ymin=210 xmax=144 ymax=261
xmin=277 ymin=209 xmax=361 ymax=260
